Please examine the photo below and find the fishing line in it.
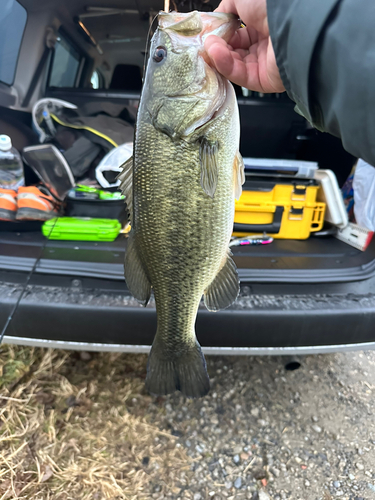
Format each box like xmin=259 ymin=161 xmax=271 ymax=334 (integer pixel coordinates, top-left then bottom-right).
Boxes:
xmin=0 ymin=212 xmax=60 ymax=344
xmin=142 ymin=13 xmax=159 ymax=79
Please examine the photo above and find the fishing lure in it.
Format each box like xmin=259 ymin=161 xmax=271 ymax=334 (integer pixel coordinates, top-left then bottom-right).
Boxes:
xmin=229 ymin=234 xmax=273 ymax=247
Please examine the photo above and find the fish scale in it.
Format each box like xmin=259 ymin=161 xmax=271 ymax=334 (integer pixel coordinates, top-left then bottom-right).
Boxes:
xmin=120 ymin=11 xmax=244 ymax=397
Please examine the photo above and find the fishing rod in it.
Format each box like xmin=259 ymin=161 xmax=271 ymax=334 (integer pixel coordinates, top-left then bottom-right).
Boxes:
xmin=0 ymin=214 xmax=60 ymax=344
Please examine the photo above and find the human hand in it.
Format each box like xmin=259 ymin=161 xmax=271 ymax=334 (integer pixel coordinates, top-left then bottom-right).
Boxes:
xmin=205 ymin=0 xmax=285 ymax=93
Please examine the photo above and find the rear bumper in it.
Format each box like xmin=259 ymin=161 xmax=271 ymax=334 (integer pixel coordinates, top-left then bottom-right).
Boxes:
xmin=2 ymin=270 xmax=375 ymax=353
xmin=3 ymin=335 xmax=375 ymax=356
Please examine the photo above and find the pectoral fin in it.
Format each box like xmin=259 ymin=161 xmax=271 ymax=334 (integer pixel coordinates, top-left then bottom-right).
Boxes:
xmin=117 ymin=155 xmax=133 ymax=219
xmin=124 ymin=233 xmax=151 ymax=306
xmin=233 ymin=151 xmax=245 ymax=201
xmin=199 ymin=137 xmax=219 ymax=198
xmin=204 ymin=252 xmax=239 ymax=311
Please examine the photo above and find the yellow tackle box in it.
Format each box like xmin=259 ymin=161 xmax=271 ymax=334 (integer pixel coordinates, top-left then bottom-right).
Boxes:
xmin=233 ymin=176 xmax=326 ymax=240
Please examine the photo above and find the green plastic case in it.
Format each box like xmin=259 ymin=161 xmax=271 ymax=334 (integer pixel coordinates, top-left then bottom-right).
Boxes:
xmin=42 ymin=217 xmax=122 ymax=241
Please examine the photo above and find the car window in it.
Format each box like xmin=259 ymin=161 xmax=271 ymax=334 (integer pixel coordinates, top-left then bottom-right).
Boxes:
xmin=0 ymin=0 xmax=27 ymax=86
xmin=91 ymin=70 xmax=100 ymax=89
xmin=49 ymin=33 xmax=81 ymax=88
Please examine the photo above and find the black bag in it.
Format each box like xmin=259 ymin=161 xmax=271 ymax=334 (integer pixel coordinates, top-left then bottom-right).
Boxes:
xmin=34 ymin=100 xmax=134 ymax=181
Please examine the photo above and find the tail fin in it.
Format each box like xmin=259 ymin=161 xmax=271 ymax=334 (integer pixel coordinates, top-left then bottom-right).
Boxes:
xmin=146 ymin=338 xmax=210 ymax=398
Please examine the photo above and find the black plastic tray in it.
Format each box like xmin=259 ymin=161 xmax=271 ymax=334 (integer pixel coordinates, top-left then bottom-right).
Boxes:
xmin=65 ymin=197 xmax=128 ymax=223
xmin=0 ymin=220 xmax=44 ymax=232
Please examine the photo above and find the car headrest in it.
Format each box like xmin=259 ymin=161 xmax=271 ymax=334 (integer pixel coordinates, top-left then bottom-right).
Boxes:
xmin=109 ymin=65 xmax=142 ymax=91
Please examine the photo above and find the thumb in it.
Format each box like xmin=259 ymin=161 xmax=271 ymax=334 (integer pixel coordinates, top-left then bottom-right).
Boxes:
xmin=206 ymin=35 xmax=254 ymax=89
xmin=205 ymin=35 xmax=236 ymax=79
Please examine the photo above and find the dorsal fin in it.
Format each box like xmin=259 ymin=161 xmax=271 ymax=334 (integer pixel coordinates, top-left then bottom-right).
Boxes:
xmin=117 ymin=155 xmax=133 ymax=219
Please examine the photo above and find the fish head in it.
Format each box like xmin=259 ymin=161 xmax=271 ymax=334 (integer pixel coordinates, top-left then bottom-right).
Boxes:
xmin=143 ymin=11 xmax=240 ymax=140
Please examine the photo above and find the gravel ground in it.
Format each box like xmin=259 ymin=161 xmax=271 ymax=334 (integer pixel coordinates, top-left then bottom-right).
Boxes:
xmin=144 ymin=350 xmax=375 ymax=500
xmin=1 ymin=347 xmax=375 ymax=499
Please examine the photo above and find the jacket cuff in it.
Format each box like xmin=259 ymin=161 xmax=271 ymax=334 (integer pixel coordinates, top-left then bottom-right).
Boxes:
xmin=267 ymin=0 xmax=340 ymax=124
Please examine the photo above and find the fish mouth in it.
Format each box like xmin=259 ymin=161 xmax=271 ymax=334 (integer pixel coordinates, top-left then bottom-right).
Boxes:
xmin=158 ymin=11 xmax=240 ymax=43
xmin=148 ymin=11 xmax=239 ymax=139
xmin=155 ymin=10 xmax=240 ymax=101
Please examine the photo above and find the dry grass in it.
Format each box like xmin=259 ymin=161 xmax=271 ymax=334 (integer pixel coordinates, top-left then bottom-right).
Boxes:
xmin=0 ymin=346 xmax=192 ymax=499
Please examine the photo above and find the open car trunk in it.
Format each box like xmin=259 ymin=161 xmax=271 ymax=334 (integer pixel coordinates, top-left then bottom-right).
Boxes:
xmin=0 ymin=89 xmax=364 ymax=285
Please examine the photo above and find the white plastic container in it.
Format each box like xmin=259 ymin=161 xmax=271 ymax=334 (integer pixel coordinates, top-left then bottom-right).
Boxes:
xmin=353 ymin=159 xmax=375 ymax=231
xmin=315 ymin=169 xmax=348 ymax=228
xmin=243 ymin=158 xmax=318 ymax=178
xmin=95 ymin=142 xmax=133 ymax=188
xmin=0 ymin=135 xmax=25 ymax=190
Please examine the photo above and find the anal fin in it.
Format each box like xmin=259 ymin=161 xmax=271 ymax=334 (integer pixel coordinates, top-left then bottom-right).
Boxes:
xmin=204 ymin=252 xmax=239 ymax=311
xmin=124 ymin=233 xmax=151 ymax=306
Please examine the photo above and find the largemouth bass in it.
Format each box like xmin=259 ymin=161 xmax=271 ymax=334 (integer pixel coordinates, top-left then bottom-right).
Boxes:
xmin=119 ymin=10 xmax=244 ymax=398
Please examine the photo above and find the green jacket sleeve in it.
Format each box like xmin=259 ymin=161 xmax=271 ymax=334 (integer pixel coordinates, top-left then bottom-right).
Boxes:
xmin=267 ymin=0 xmax=375 ymax=166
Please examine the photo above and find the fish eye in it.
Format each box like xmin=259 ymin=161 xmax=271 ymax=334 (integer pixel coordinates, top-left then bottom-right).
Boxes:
xmin=153 ymin=46 xmax=167 ymax=63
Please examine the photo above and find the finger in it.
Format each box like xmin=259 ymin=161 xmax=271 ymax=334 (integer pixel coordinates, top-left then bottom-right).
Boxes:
xmin=215 ymin=26 xmax=263 ymax=53
xmin=205 ymin=38 xmax=263 ymax=91
xmin=205 ymin=34 xmax=251 ymax=58
xmin=227 ymin=29 xmax=249 ymax=50
xmin=215 ymin=0 xmax=268 ymax=36
xmin=205 ymin=34 xmax=230 ymax=52
xmin=214 ymin=0 xmax=237 ymax=15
